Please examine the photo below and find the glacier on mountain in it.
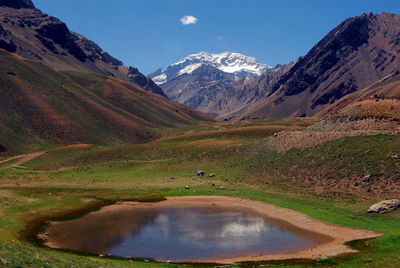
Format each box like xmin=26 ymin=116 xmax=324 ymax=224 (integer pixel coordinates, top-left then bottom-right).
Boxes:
xmin=149 ymin=51 xmax=269 ymax=85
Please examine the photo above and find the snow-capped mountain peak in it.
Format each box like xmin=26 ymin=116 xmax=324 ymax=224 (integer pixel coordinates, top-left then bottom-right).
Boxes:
xmin=149 ymin=51 xmax=270 ymax=85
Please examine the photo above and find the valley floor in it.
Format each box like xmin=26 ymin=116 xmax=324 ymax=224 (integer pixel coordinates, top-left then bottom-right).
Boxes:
xmin=0 ymin=118 xmax=399 ymax=267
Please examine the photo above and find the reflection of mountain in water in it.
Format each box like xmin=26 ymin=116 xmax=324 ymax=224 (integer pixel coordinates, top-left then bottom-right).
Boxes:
xmin=151 ymin=209 xmax=273 ymax=245
xmin=106 ymin=206 xmax=318 ymax=261
xmin=46 ymin=205 xmax=331 ymax=261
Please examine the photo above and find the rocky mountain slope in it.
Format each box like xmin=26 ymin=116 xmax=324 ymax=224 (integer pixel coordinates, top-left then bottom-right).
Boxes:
xmin=149 ymin=51 xmax=278 ymax=118
xmin=0 ymin=0 xmax=165 ymax=97
xmin=0 ymin=49 xmax=212 ymax=155
xmin=0 ymin=0 xmax=212 ymax=154
xmin=236 ymin=12 xmax=400 ymax=120
xmin=321 ymin=70 xmax=400 ymax=118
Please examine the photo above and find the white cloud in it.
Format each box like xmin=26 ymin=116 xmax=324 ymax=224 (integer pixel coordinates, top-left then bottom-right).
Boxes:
xmin=180 ymin=15 xmax=198 ymax=25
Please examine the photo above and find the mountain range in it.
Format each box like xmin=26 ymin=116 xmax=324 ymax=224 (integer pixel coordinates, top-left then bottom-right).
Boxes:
xmin=149 ymin=51 xmax=275 ymax=118
xmin=0 ymin=0 xmax=211 ymax=154
xmin=1 ymin=0 xmax=399 ymax=154
xmin=150 ymin=12 xmax=400 ymax=120
xmin=149 ymin=51 xmax=269 ymax=85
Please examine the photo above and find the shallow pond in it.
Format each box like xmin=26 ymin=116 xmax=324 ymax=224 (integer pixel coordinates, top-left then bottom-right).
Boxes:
xmin=45 ymin=202 xmax=331 ymax=262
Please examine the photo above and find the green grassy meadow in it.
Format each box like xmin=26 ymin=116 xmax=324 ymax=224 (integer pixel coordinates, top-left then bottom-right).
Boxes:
xmin=0 ymin=120 xmax=399 ymax=267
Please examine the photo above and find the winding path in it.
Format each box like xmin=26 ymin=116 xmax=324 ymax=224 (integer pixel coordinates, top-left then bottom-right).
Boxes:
xmin=0 ymin=152 xmax=45 ymax=169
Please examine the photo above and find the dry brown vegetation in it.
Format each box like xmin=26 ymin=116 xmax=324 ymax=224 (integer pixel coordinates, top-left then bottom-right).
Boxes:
xmin=185 ymin=139 xmax=241 ymax=149
xmin=337 ymin=99 xmax=400 ymax=120
xmin=266 ymin=118 xmax=400 ymax=152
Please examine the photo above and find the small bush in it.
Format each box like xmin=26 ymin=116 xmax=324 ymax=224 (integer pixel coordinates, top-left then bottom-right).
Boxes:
xmin=316 ymin=256 xmax=333 ymax=264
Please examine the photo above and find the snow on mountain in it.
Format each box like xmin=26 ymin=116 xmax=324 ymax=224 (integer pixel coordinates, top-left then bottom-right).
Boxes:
xmin=177 ymin=62 xmax=203 ymax=76
xmin=149 ymin=51 xmax=270 ymax=85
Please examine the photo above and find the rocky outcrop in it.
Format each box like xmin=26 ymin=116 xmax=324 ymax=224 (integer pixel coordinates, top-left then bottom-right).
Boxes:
xmin=368 ymin=199 xmax=400 ymax=213
xmin=74 ymin=34 xmax=123 ymax=66
xmin=35 ymin=20 xmax=87 ymax=62
xmin=0 ymin=25 xmax=16 ymax=52
xmin=0 ymin=0 xmax=35 ymax=9
xmin=128 ymin=67 xmax=166 ymax=97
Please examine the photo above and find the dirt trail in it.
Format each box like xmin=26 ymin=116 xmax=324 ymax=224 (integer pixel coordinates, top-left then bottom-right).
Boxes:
xmin=0 ymin=152 xmax=45 ymax=169
xmin=0 ymin=144 xmax=92 ymax=170
xmin=0 ymin=155 xmax=21 ymax=164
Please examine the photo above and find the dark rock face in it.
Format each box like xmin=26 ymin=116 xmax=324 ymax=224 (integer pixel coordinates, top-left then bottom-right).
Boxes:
xmin=0 ymin=0 xmax=35 ymax=9
xmin=237 ymin=13 xmax=400 ymax=120
xmin=36 ymin=21 xmax=87 ymax=62
xmin=0 ymin=144 xmax=6 ymax=152
xmin=0 ymin=39 xmax=16 ymax=52
xmin=74 ymin=34 xmax=123 ymax=66
xmin=0 ymin=24 xmax=16 ymax=52
xmin=128 ymin=67 xmax=166 ymax=97
xmin=34 ymin=34 xmax=58 ymax=53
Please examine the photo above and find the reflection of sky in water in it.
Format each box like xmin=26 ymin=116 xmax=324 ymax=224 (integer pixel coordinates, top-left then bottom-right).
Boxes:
xmin=106 ymin=207 xmax=313 ymax=261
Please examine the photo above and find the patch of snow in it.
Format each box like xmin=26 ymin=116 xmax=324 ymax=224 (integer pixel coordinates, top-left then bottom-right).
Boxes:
xmin=152 ymin=73 xmax=167 ymax=85
xmin=177 ymin=63 xmax=203 ymax=76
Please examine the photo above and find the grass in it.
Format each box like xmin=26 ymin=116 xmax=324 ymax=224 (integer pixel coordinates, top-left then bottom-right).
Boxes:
xmin=0 ymin=119 xmax=399 ymax=267
xmin=248 ymin=135 xmax=400 ymax=198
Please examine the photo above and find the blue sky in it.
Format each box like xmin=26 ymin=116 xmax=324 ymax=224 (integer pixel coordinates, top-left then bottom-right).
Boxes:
xmin=34 ymin=0 xmax=400 ymax=75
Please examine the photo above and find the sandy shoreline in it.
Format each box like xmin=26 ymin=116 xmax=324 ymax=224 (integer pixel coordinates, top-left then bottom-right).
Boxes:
xmin=45 ymin=195 xmax=382 ymax=264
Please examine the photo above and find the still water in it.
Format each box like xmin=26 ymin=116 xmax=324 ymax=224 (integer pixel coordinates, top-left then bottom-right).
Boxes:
xmin=45 ymin=204 xmax=329 ymax=262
